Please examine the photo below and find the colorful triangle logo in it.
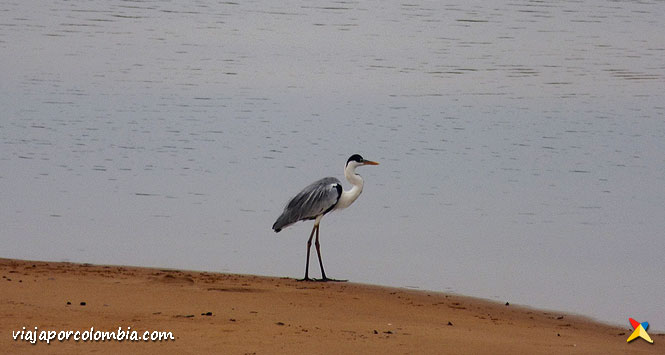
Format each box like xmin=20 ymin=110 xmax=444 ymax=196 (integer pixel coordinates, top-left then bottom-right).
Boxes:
xmin=627 ymin=318 xmax=653 ymax=344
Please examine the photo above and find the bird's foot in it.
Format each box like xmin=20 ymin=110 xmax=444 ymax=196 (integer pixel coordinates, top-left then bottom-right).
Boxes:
xmin=297 ymin=277 xmax=314 ymax=282
xmin=296 ymin=276 xmax=347 ymax=282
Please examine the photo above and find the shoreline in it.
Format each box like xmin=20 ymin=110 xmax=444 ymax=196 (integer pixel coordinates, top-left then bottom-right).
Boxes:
xmin=1 ymin=258 xmax=661 ymax=354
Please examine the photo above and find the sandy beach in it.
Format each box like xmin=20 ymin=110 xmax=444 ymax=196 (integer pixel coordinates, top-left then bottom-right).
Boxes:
xmin=0 ymin=258 xmax=660 ymax=354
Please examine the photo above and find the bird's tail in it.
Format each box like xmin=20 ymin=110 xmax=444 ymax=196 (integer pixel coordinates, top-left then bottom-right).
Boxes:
xmin=272 ymin=219 xmax=284 ymax=233
xmin=272 ymin=213 xmax=293 ymax=233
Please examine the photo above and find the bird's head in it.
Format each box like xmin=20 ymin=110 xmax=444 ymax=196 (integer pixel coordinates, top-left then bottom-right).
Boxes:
xmin=346 ymin=154 xmax=379 ymax=169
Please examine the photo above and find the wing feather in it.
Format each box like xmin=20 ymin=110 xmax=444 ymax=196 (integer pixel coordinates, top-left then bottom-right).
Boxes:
xmin=273 ymin=177 xmax=342 ymax=232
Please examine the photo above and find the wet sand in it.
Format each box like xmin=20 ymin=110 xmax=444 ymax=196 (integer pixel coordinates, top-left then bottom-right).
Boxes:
xmin=1 ymin=258 xmax=661 ymax=354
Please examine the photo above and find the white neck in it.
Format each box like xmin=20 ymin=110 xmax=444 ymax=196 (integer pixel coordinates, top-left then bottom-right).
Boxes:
xmin=336 ymin=162 xmax=364 ymax=210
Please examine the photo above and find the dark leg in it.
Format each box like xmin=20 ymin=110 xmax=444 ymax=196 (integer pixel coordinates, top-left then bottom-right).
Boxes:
xmin=314 ymin=224 xmax=347 ymax=282
xmin=314 ymin=224 xmax=327 ymax=280
xmin=298 ymin=224 xmax=317 ymax=281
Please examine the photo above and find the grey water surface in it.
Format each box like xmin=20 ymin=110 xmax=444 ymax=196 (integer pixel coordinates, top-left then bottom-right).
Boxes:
xmin=1 ymin=1 xmax=664 ymax=330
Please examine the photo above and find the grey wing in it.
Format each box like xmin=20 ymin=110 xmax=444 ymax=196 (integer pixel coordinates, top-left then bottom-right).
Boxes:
xmin=272 ymin=177 xmax=342 ymax=232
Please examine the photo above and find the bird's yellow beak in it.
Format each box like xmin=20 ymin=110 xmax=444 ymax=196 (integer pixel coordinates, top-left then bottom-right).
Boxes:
xmin=363 ymin=160 xmax=379 ymax=166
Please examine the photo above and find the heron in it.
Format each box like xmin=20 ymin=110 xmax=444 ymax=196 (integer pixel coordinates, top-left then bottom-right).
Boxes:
xmin=272 ymin=154 xmax=379 ymax=281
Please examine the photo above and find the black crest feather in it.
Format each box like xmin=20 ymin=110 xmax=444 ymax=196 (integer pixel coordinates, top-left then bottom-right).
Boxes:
xmin=346 ymin=154 xmax=364 ymax=166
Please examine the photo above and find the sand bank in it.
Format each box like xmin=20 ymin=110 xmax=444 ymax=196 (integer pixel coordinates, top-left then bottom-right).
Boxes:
xmin=1 ymin=258 xmax=660 ymax=354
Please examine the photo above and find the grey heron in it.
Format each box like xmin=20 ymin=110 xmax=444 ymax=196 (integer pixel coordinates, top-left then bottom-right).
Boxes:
xmin=273 ymin=154 xmax=379 ymax=281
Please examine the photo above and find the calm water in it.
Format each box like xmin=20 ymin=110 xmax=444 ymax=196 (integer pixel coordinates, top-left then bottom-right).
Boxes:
xmin=2 ymin=1 xmax=664 ymax=330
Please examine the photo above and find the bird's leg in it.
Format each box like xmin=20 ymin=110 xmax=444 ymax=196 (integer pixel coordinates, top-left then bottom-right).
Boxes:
xmin=314 ymin=224 xmax=327 ymax=281
xmin=298 ymin=224 xmax=317 ymax=281
xmin=314 ymin=225 xmax=348 ymax=283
